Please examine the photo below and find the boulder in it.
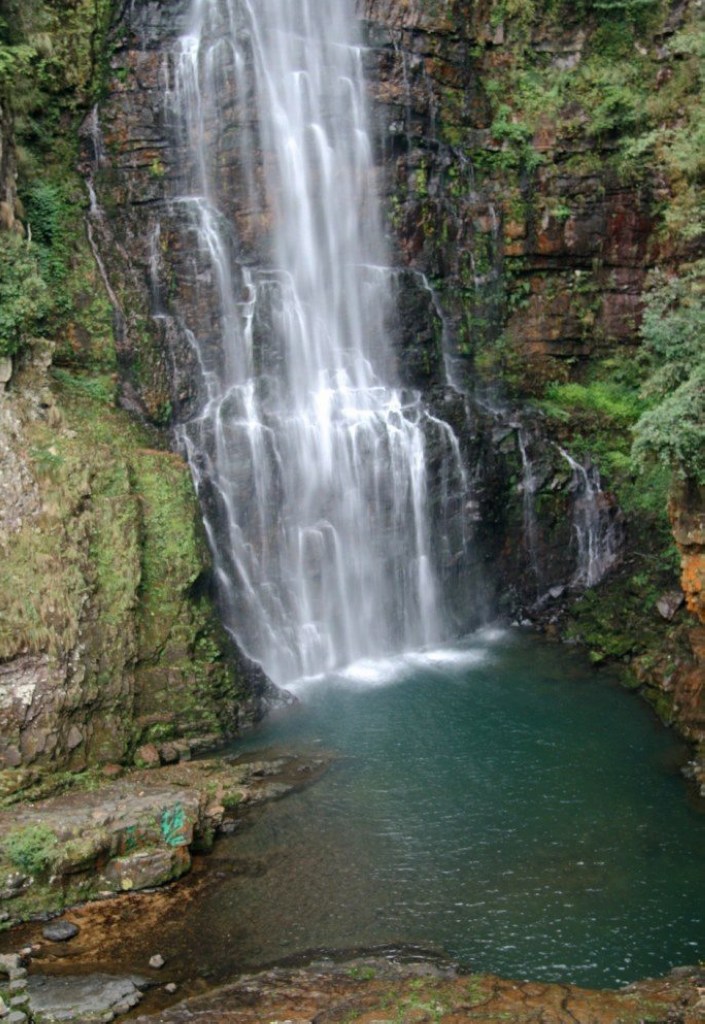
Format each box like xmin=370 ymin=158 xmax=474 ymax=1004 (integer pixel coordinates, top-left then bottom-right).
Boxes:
xmin=656 ymin=590 xmax=684 ymax=622
xmin=101 ymin=847 xmax=191 ymax=893
xmin=41 ymin=921 xmax=80 ymax=943
xmin=134 ymin=744 xmax=160 ymax=769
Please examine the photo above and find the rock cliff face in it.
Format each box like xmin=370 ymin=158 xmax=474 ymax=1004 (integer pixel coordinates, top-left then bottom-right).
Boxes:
xmin=669 ymin=483 xmax=705 ymax=746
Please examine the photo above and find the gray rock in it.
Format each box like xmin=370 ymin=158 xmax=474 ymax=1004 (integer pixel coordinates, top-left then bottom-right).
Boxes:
xmin=656 ymin=590 xmax=684 ymax=621
xmin=66 ymin=726 xmax=83 ymax=751
xmin=668 ymin=965 xmax=694 ymax=978
xmin=0 ymin=954 xmax=21 ymax=975
xmin=27 ymin=974 xmax=147 ymax=1024
xmin=148 ymin=955 xmax=164 ymax=969
xmin=42 ymin=921 xmax=79 ymax=943
xmin=0 ymin=997 xmax=8 ymax=1017
xmin=6 ymin=1014 xmax=25 ymax=1024
xmin=158 ymin=743 xmax=180 ymax=765
xmin=164 ymin=983 xmax=177 ymax=994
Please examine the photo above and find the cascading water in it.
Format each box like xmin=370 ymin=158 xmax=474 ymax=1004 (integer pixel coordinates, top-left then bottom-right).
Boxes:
xmin=164 ymin=0 xmax=470 ymax=685
xmin=516 ymin=428 xmax=541 ymax=591
xmin=558 ymin=447 xmax=622 ymax=588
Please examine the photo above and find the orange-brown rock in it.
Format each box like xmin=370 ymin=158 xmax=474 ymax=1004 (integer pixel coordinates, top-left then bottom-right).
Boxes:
xmin=127 ymin=958 xmax=705 ymax=1024
xmin=671 ymin=483 xmax=705 ymax=626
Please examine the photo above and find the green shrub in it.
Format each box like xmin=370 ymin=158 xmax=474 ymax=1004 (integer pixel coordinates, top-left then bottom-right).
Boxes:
xmin=541 ymin=378 xmax=646 ymax=424
xmin=51 ymin=367 xmax=115 ymax=404
xmin=23 ymin=181 xmax=77 ymax=289
xmin=632 ymin=265 xmax=705 ymax=485
xmin=3 ymin=823 xmax=59 ymax=875
xmin=0 ymin=40 xmax=36 ymax=83
xmin=632 ymin=370 xmax=705 ymax=485
xmin=0 ymin=232 xmax=50 ymax=356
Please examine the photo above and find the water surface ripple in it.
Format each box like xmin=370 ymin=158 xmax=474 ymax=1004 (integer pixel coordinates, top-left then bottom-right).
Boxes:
xmin=194 ymin=630 xmax=705 ymax=987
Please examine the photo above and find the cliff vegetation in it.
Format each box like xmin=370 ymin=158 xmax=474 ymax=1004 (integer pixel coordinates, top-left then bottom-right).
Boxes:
xmin=0 ymin=0 xmax=259 ymax=792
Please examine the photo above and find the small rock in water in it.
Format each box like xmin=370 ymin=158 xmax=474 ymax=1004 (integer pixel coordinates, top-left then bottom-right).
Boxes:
xmin=165 ymin=983 xmax=177 ymax=994
xmin=148 ymin=955 xmax=165 ymax=969
xmin=42 ymin=921 xmax=79 ymax=943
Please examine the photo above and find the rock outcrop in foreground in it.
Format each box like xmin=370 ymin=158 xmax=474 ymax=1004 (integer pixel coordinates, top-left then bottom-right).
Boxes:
xmin=127 ymin=956 xmax=705 ymax=1024
xmin=0 ymin=752 xmax=327 ymax=926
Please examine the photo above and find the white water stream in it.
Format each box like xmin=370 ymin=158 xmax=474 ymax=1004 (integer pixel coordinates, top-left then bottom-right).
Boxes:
xmin=558 ymin=447 xmax=622 ymax=587
xmin=167 ymin=0 xmax=469 ymax=685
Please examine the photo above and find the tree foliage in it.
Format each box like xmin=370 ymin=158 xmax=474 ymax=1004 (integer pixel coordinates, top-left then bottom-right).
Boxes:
xmin=0 ymin=232 xmax=50 ymax=356
xmin=632 ymin=265 xmax=705 ymax=485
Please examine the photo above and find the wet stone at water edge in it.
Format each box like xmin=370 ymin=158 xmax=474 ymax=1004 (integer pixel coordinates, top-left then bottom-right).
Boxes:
xmin=41 ymin=921 xmax=80 ymax=943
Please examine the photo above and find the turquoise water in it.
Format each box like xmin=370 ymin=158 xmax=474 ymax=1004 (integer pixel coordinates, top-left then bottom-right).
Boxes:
xmin=188 ymin=629 xmax=704 ymax=987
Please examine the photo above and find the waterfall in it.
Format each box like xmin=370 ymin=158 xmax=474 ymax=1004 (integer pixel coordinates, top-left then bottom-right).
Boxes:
xmin=516 ymin=428 xmax=540 ymax=591
xmin=558 ymin=447 xmax=622 ymax=588
xmin=164 ymin=0 xmax=470 ymax=685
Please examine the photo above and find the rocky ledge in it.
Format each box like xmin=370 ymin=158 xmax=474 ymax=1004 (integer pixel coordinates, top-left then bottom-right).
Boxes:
xmin=3 ymin=951 xmax=704 ymax=1024
xmin=125 ymin=955 xmax=705 ymax=1024
xmin=0 ymin=752 xmax=329 ymax=926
